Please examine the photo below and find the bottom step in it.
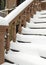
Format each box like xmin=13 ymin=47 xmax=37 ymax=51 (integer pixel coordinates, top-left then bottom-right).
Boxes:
xmin=2 ymin=62 xmax=16 ymax=65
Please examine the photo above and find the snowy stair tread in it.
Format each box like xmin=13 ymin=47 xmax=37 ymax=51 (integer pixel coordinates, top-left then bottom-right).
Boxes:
xmin=10 ymin=41 xmax=46 ymax=57
xmin=26 ymin=22 xmax=46 ymax=28
xmin=41 ymin=0 xmax=46 ymax=2
xmin=36 ymin=10 xmax=46 ymax=14
xmin=5 ymin=50 xmax=46 ymax=65
xmin=33 ymin=14 xmax=46 ymax=18
xmin=31 ymin=18 xmax=46 ymax=23
xmin=21 ymin=27 xmax=46 ymax=35
xmin=16 ymin=33 xmax=46 ymax=43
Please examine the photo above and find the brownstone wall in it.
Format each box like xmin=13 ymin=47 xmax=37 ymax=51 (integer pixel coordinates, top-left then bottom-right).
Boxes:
xmin=6 ymin=0 xmax=17 ymax=9
xmin=0 ymin=32 xmax=4 ymax=64
xmin=0 ymin=26 xmax=8 ymax=64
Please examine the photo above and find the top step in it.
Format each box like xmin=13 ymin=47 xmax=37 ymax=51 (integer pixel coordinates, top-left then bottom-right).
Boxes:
xmin=21 ymin=27 xmax=46 ymax=35
xmin=36 ymin=10 xmax=46 ymax=15
xmin=2 ymin=62 xmax=16 ymax=65
xmin=31 ymin=18 xmax=46 ymax=23
xmin=41 ymin=0 xmax=46 ymax=2
xmin=33 ymin=14 xmax=46 ymax=18
xmin=26 ymin=22 xmax=46 ymax=29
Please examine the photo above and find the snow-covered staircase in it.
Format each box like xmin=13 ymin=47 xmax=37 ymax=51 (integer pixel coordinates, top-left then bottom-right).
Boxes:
xmin=4 ymin=10 xmax=46 ymax=65
xmin=1 ymin=0 xmax=46 ymax=65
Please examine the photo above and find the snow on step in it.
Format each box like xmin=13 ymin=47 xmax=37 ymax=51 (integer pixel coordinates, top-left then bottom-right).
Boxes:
xmin=33 ymin=14 xmax=46 ymax=18
xmin=5 ymin=50 xmax=46 ymax=65
xmin=36 ymin=10 xmax=46 ymax=15
xmin=21 ymin=27 xmax=46 ymax=35
xmin=31 ymin=18 xmax=46 ymax=23
xmin=10 ymin=41 xmax=39 ymax=55
xmin=26 ymin=22 xmax=46 ymax=28
xmin=16 ymin=33 xmax=46 ymax=43
xmin=2 ymin=62 xmax=16 ymax=65
xmin=41 ymin=0 xmax=46 ymax=2
xmin=10 ymin=41 xmax=46 ymax=57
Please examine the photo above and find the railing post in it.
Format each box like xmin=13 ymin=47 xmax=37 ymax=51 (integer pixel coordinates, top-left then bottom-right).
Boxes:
xmin=26 ymin=7 xmax=31 ymax=22
xmin=9 ymin=22 xmax=16 ymax=42
xmin=21 ymin=10 xmax=26 ymax=27
xmin=22 ymin=15 xmax=26 ymax=27
xmin=12 ymin=22 xmax=16 ymax=42
xmin=32 ymin=3 xmax=36 ymax=14
xmin=34 ymin=0 xmax=41 ymax=11
xmin=0 ymin=33 xmax=4 ymax=64
xmin=18 ymin=18 xmax=22 ymax=34
xmin=30 ymin=6 xmax=34 ymax=18
xmin=37 ymin=1 xmax=41 ymax=11
xmin=5 ymin=28 xmax=10 ymax=53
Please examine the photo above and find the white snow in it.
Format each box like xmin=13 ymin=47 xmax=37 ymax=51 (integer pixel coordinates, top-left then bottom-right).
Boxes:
xmin=16 ymin=33 xmax=46 ymax=43
xmin=10 ymin=41 xmax=39 ymax=55
xmin=0 ymin=16 xmax=8 ymax=26
xmin=5 ymin=50 xmax=46 ymax=65
xmin=10 ymin=40 xmax=46 ymax=57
